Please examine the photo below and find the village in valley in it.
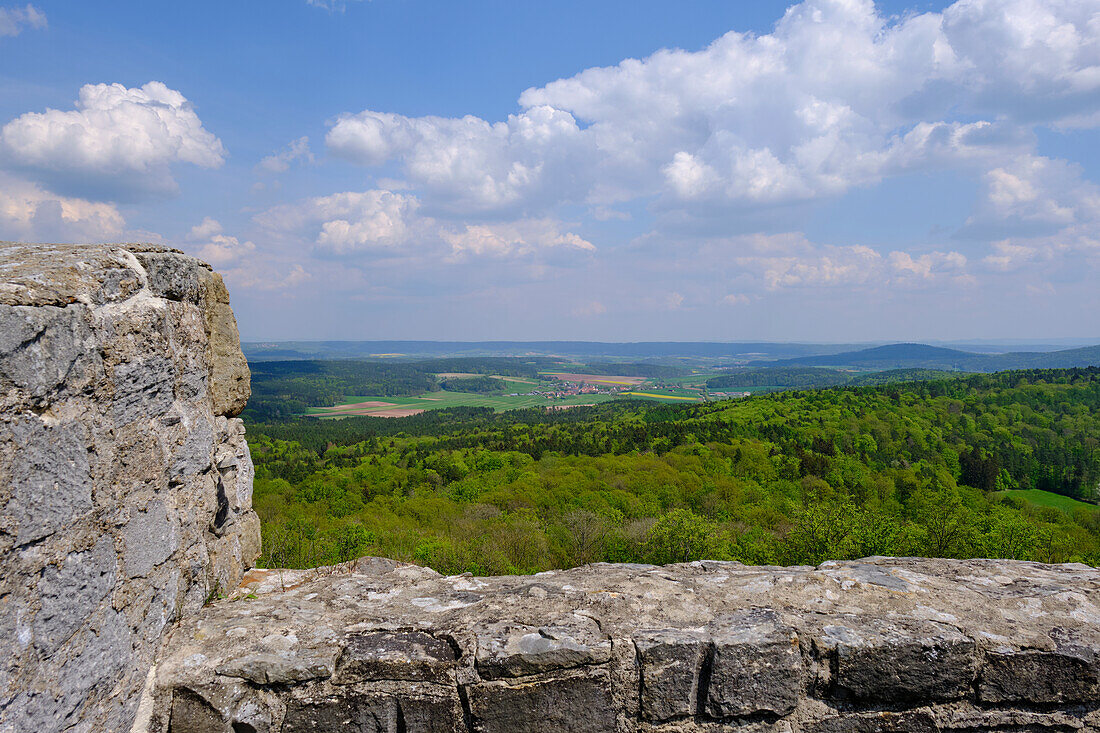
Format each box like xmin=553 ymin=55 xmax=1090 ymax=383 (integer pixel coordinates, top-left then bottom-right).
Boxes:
xmin=521 ymin=372 xmax=752 ymax=402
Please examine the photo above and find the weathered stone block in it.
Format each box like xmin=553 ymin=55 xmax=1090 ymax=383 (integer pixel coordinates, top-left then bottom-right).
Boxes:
xmin=814 ymin=617 xmax=977 ymax=703
xmin=980 ymin=646 xmax=1100 ymax=703
xmin=0 ymin=303 xmax=95 ymax=401
xmin=132 ymin=250 xmax=214 ymax=304
xmin=634 ymin=628 xmax=707 ymax=721
xmin=205 ymin=282 xmax=250 ymax=417
xmin=805 ymin=711 xmax=938 ymax=732
xmin=333 ymin=631 xmax=457 ymax=685
xmin=0 ymin=243 xmax=144 ymax=307
xmin=281 ymin=686 xmax=461 ymax=733
xmin=467 ymin=671 xmax=616 ymax=733
xmin=474 ymin=617 xmax=611 ymax=679
xmin=706 ymin=610 xmax=802 ymax=718
xmin=110 ymin=356 xmax=174 ymax=426
xmin=124 ymin=499 xmax=179 ymax=578
xmin=56 ymin=608 xmax=132 ymax=725
xmin=216 ymin=652 xmax=335 ymax=685
xmin=150 ymin=558 xmax=1100 ymax=733
xmin=168 ymin=689 xmax=228 ymax=733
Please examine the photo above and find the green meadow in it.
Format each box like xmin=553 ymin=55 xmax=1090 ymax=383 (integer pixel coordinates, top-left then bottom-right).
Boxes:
xmin=995 ymin=489 xmax=1098 ymax=514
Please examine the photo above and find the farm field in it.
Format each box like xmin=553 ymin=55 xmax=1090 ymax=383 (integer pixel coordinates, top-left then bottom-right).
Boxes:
xmin=307 ymin=390 xmax=620 ymax=417
xmin=540 ymin=372 xmax=647 ymax=386
xmin=620 ymin=388 xmax=703 ymax=401
xmin=436 ymin=373 xmax=539 ymax=384
xmin=994 ymin=489 xmax=1098 ymax=513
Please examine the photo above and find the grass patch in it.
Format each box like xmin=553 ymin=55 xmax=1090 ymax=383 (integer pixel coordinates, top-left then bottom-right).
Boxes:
xmin=995 ymin=489 xmax=1098 ymax=513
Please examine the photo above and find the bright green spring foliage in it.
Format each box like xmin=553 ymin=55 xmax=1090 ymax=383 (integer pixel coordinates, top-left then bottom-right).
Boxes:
xmin=248 ymin=368 xmax=1100 ymax=574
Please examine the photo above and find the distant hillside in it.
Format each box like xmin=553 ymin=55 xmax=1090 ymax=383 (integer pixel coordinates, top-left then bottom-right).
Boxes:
xmin=707 ymin=366 xmax=963 ymax=392
xmin=774 ymin=343 xmax=1100 ymax=372
xmin=981 ymin=344 xmax=1100 ymax=371
xmin=242 ymin=340 xmax=867 ymax=362
xmin=774 ymin=343 xmax=982 ymax=370
xmin=707 ymin=367 xmax=850 ymax=390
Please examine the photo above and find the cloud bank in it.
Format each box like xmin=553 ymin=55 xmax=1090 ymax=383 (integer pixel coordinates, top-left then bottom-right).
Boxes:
xmin=326 ymin=0 xmax=1100 ymax=218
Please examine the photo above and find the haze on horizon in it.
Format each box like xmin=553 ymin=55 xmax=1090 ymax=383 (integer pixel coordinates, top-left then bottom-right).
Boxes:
xmin=1 ymin=0 xmax=1098 ymax=343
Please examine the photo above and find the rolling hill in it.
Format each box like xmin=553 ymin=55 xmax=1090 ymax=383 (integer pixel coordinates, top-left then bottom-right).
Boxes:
xmin=773 ymin=343 xmax=1100 ymax=372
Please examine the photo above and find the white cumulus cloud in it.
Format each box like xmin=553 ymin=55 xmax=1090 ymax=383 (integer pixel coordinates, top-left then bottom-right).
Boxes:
xmin=257 ymin=189 xmax=422 ymax=254
xmin=225 ymin=262 xmax=312 ymax=292
xmin=0 ymin=81 xmax=225 ymax=200
xmin=327 ymin=106 xmax=583 ymax=212
xmin=698 ymin=232 xmax=972 ymax=291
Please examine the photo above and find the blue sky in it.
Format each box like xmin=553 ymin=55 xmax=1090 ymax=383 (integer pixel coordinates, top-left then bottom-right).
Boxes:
xmin=1 ymin=0 xmax=1098 ymax=342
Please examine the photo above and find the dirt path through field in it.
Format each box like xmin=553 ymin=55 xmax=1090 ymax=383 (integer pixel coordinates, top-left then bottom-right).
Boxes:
xmin=366 ymin=407 xmax=425 ymax=417
xmin=316 ymin=400 xmax=395 ymax=412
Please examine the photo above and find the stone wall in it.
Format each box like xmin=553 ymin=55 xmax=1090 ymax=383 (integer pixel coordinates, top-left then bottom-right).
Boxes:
xmin=151 ymin=556 xmax=1100 ymax=733
xmin=0 ymin=244 xmax=260 ymax=733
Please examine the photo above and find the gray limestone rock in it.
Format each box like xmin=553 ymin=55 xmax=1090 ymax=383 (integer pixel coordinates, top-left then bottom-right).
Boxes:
xmin=109 ymin=356 xmax=174 ymax=426
xmin=124 ymin=499 xmax=179 ymax=579
xmin=0 ymin=243 xmax=145 ymax=307
xmin=203 ymin=274 xmax=250 ymax=418
xmin=167 ymin=689 xmax=227 ymax=733
xmin=216 ymin=653 xmax=336 ymax=686
xmin=804 ymin=711 xmax=938 ymax=732
xmin=0 ymin=243 xmax=258 ymax=733
xmin=276 ymin=681 xmax=463 ymax=733
xmin=0 ymin=303 xmax=95 ymax=402
xmin=53 ymin=608 xmax=133 ymax=726
xmin=979 ymin=639 xmax=1100 ymax=703
xmin=33 ymin=536 xmax=117 ymax=654
xmin=7 ymin=416 xmax=92 ymax=544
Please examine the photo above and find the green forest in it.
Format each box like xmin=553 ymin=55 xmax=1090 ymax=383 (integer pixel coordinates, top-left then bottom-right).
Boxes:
xmin=439 ymin=376 xmax=510 ymax=393
xmin=245 ymin=368 xmax=1100 ymax=575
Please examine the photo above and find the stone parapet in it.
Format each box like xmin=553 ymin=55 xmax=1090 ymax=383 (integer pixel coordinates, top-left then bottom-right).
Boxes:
xmin=151 ymin=556 xmax=1100 ymax=732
